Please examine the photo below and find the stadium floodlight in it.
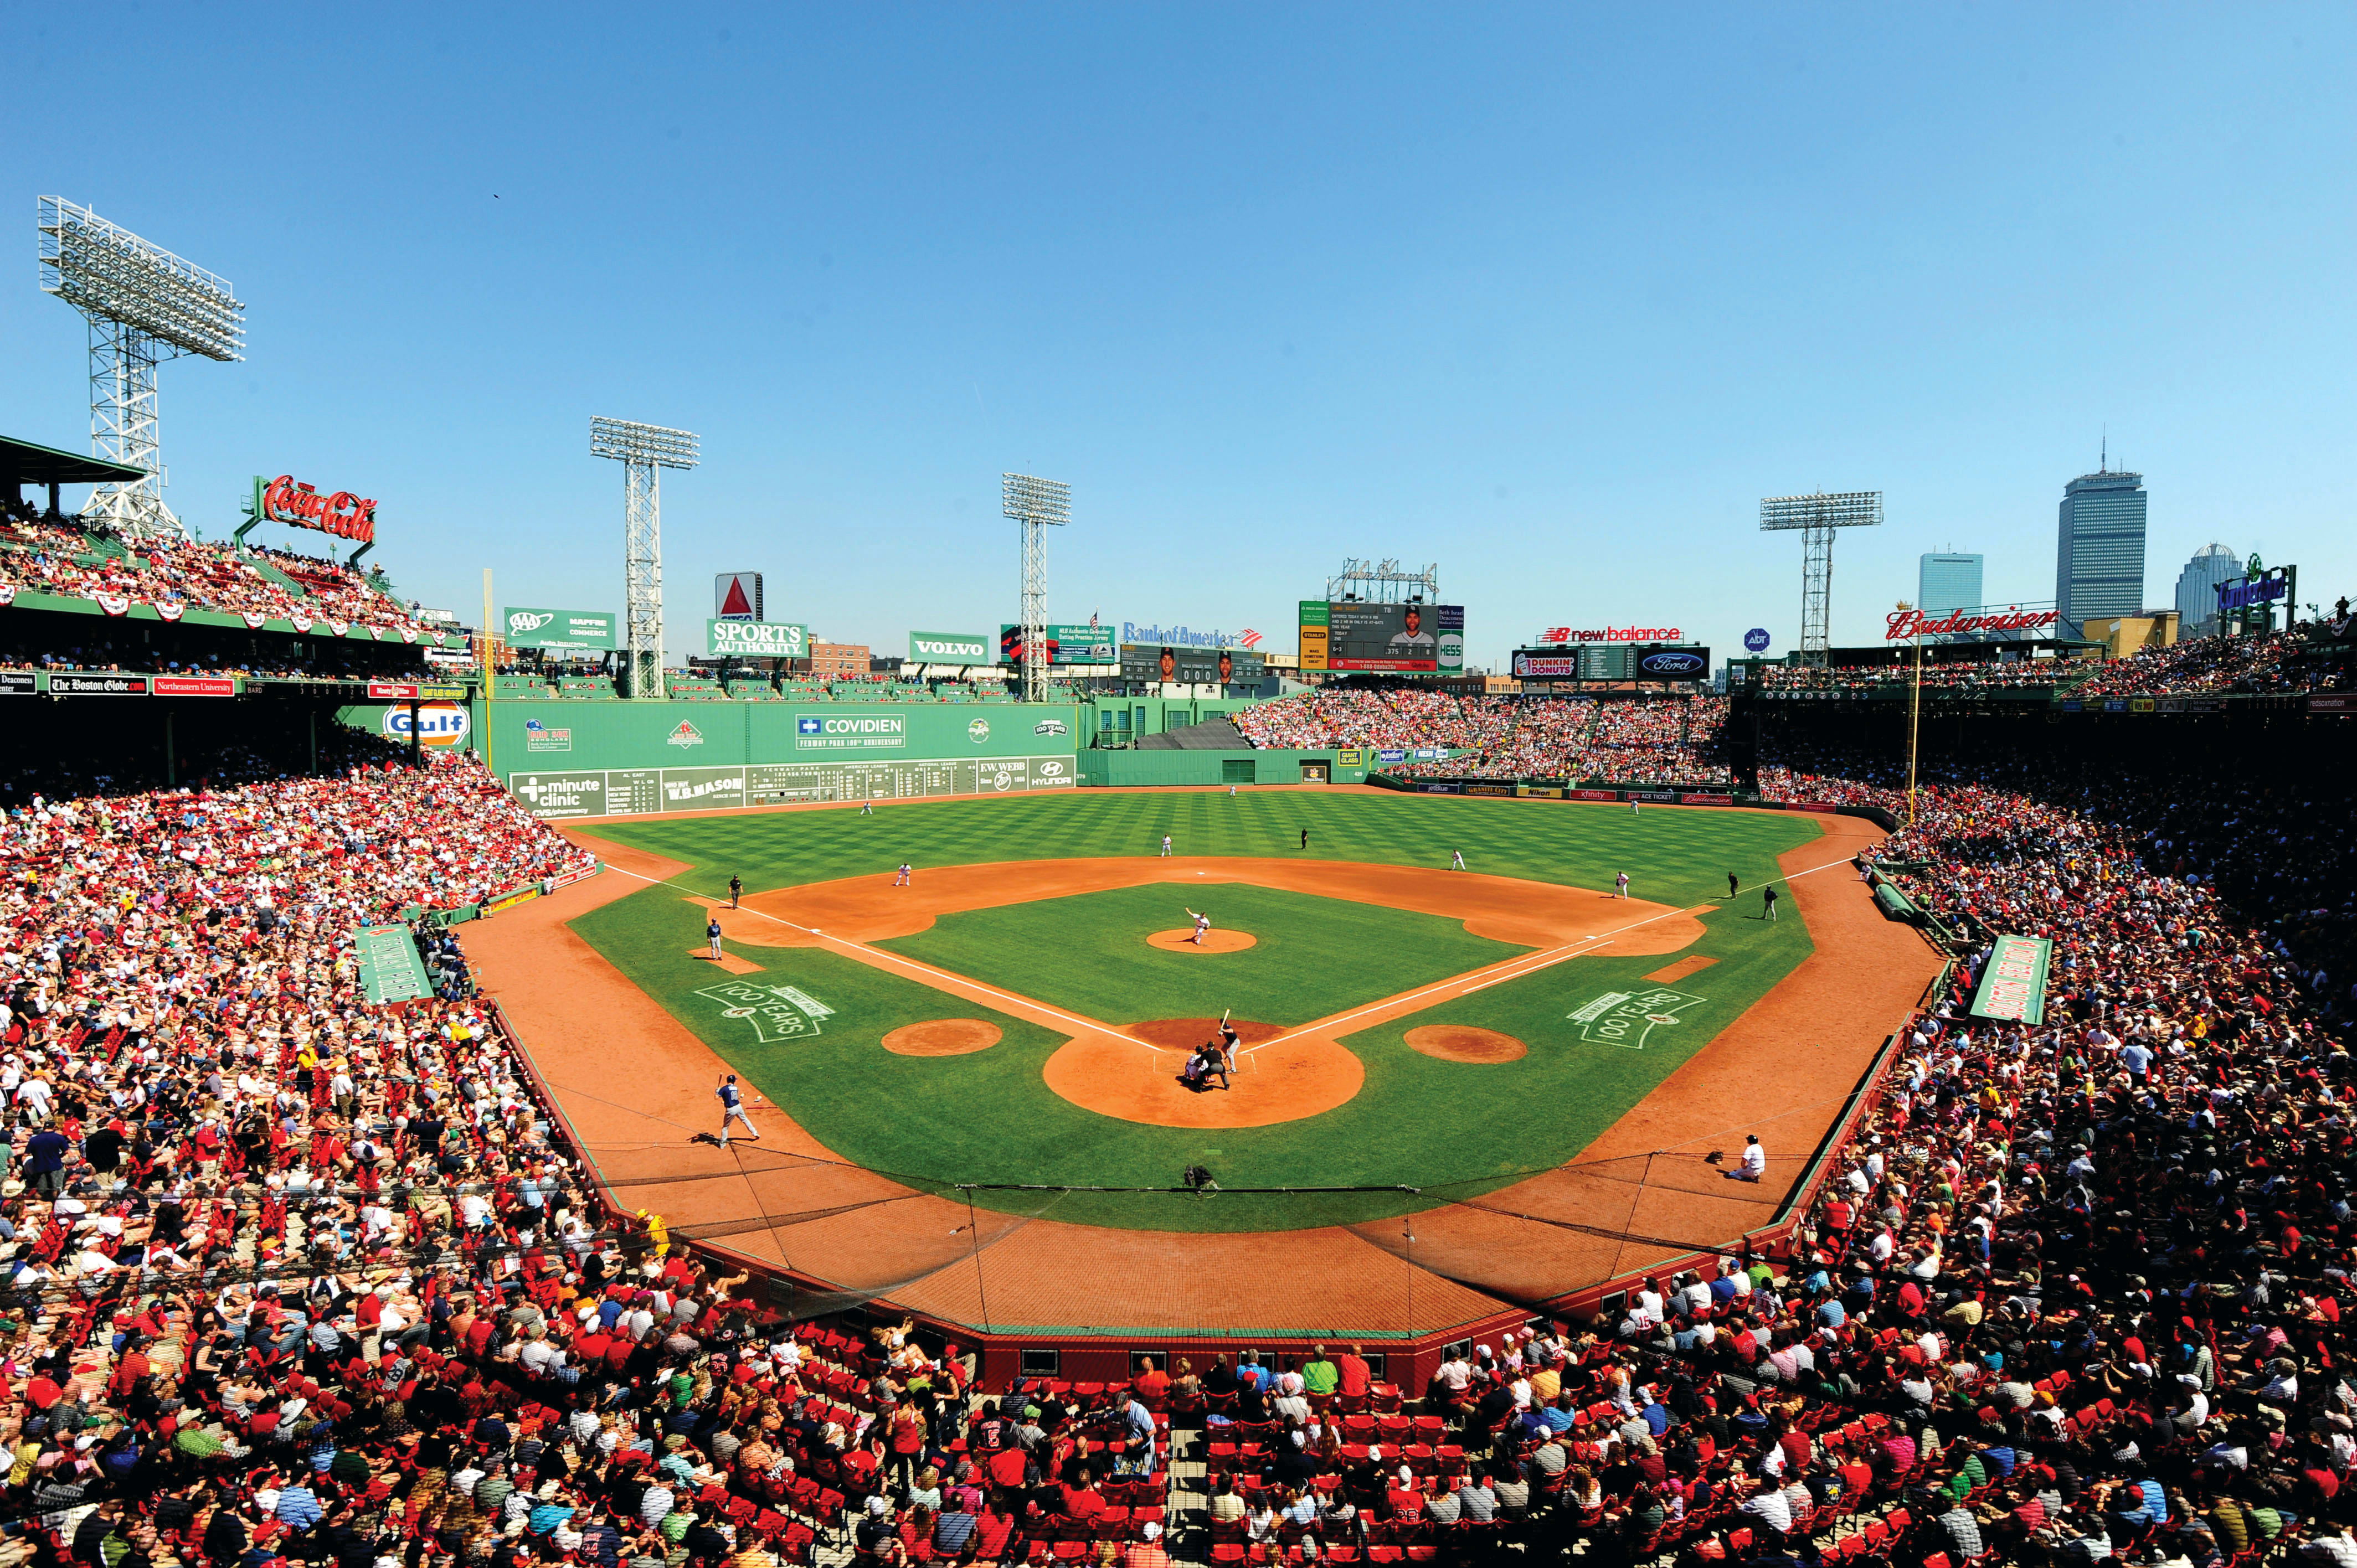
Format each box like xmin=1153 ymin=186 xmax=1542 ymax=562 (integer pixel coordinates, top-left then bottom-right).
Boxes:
xmin=1326 ymin=557 xmax=1440 ymax=606
xmin=38 ymin=197 xmax=246 ymax=543
xmin=1759 ymin=490 xmax=1882 ymax=667
xmin=1003 ymin=473 xmax=1071 ymax=703
xmin=592 ymin=417 xmax=700 ymax=701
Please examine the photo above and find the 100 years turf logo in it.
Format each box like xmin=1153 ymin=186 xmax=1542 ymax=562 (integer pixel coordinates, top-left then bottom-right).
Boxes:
xmin=1566 ymin=987 xmax=1704 ymax=1050
xmin=698 ymin=981 xmax=836 ymax=1042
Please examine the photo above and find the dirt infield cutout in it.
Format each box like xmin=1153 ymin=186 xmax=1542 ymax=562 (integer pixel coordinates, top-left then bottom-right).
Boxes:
xmin=882 ymin=1019 xmax=1004 ymax=1056
xmin=1644 ymin=955 xmax=1720 ymax=984
xmin=1145 ymin=928 xmax=1259 ymax=953
xmin=685 ymin=947 xmax=765 ymax=975
xmin=1405 ymin=1025 xmax=1529 ymax=1063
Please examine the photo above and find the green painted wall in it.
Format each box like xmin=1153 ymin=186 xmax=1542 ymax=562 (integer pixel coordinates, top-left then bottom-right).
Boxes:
xmin=1075 ymin=748 xmax=1368 ymax=787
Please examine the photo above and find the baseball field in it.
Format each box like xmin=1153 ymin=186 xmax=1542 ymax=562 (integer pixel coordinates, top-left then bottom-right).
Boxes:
xmin=552 ymin=787 xmax=1828 ymax=1234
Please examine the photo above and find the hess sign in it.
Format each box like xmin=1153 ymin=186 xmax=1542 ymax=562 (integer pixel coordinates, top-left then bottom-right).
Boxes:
xmin=260 ymin=474 xmax=377 ymax=544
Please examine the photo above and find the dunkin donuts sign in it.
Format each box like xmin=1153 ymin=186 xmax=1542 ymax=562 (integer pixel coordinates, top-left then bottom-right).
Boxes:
xmin=258 ymin=474 xmax=377 ymax=544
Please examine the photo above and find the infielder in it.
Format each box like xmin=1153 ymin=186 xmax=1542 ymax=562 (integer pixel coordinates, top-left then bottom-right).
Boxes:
xmin=894 ymin=862 xmax=913 ymax=886
xmin=1450 ymin=849 xmax=1466 ymax=870
xmin=1614 ymin=871 xmax=1631 ymax=900
xmin=716 ymin=1074 xmax=759 ymax=1148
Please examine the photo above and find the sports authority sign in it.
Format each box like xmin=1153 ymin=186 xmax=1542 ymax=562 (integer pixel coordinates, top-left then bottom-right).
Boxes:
xmin=1567 ymin=987 xmax=1706 ymax=1049
xmin=908 ymin=631 xmax=992 ymax=665
xmin=505 ymin=607 xmax=617 ymax=652
xmin=253 ymin=474 xmax=377 ymax=545
xmin=1968 ymin=933 xmax=2051 ymax=1024
xmin=796 ymin=713 xmax=905 ymax=751
xmin=708 ymin=620 xmax=807 ymax=658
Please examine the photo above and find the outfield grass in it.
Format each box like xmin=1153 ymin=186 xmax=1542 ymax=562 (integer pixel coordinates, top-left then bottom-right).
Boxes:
xmin=568 ymin=789 xmax=1823 ymax=1231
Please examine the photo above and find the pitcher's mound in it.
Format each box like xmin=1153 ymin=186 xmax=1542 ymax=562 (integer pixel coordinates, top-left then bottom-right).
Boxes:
xmin=883 ymin=1020 xmax=1003 ymax=1057
xmin=1406 ymin=1025 xmax=1528 ymax=1064
xmin=1146 ymin=928 xmax=1258 ymax=953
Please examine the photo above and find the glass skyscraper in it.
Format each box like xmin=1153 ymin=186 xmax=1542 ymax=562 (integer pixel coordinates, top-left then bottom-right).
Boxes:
xmin=1918 ymin=553 xmax=1984 ymax=616
xmin=2174 ymin=543 xmax=2241 ymax=638
xmin=2055 ymin=468 xmax=2148 ymax=628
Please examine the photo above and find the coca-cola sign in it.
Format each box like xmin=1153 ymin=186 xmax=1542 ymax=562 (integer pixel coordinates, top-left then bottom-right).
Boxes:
xmin=262 ymin=474 xmax=377 ymax=544
xmin=1885 ymin=607 xmax=2058 ymax=641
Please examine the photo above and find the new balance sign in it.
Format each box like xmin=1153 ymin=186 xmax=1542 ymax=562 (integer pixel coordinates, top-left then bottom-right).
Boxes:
xmin=908 ymin=631 xmax=992 ymax=666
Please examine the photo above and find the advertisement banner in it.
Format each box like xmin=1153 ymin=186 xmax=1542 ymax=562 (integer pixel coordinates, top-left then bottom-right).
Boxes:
xmin=154 ymin=676 xmax=236 ymax=697
xmin=907 ymin=631 xmax=993 ymax=666
xmin=1969 ymin=933 xmax=2051 ymax=1024
xmin=1414 ymin=782 xmax=1461 ymax=793
xmin=1465 ymin=782 xmax=1515 ymax=797
xmin=1375 ymin=748 xmax=1407 ymax=765
xmin=1629 ymin=790 xmax=1678 ymax=803
xmin=1118 ymin=644 xmax=1267 ymax=684
xmin=0 ymin=672 xmax=36 ymax=696
xmin=709 ymin=620 xmax=808 ymax=659
xmin=50 ymin=674 xmax=148 ymax=695
xmin=1677 ymin=793 xmax=1735 ymax=805
xmin=1336 ymin=749 xmax=1365 ymax=767
xmin=1512 ymin=653 xmax=1581 ymax=678
xmin=1311 ymin=601 xmax=1465 ymax=672
xmin=1636 ymin=647 xmax=1711 ymax=680
xmin=1298 ymin=601 xmax=1331 ymax=671
xmin=997 ymin=623 xmax=1119 ymax=666
xmin=1516 ymin=784 xmax=1565 ymax=798
xmin=794 ymin=712 xmax=906 ymax=751
xmin=384 ymin=703 xmax=472 ymax=750
xmin=715 ymin=574 xmax=763 ymax=621
xmin=505 ymin=607 xmax=617 ymax=651
xmin=1568 ymin=788 xmax=1622 ymax=801
xmin=2310 ymin=694 xmax=2355 ymax=714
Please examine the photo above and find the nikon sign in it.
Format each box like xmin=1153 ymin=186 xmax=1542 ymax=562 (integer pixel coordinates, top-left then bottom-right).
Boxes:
xmin=908 ymin=631 xmax=992 ymax=666
xmin=708 ymin=620 xmax=809 ymax=658
xmin=503 ymin=607 xmax=617 ymax=652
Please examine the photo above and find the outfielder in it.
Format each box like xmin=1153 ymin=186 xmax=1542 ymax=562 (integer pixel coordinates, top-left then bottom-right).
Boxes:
xmin=1160 ymin=834 xmax=1173 ymax=858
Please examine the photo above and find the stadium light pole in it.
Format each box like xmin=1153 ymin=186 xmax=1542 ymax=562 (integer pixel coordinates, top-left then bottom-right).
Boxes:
xmin=1003 ymin=474 xmax=1071 ymax=704
xmin=38 ymin=197 xmax=246 ymax=544
xmin=592 ymin=417 xmax=699 ymax=700
xmin=1759 ymin=491 xmax=1882 ymax=668
xmin=1897 ymin=599 xmax=1923 ymax=831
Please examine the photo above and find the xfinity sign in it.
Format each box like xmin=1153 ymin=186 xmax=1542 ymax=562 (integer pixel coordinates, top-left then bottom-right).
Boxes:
xmin=794 ymin=712 xmax=907 ymax=751
xmin=907 ymin=631 xmax=992 ymax=666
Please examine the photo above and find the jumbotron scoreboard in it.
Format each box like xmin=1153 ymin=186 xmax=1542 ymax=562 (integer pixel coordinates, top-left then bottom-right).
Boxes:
xmin=1299 ymin=600 xmax=1465 ymax=673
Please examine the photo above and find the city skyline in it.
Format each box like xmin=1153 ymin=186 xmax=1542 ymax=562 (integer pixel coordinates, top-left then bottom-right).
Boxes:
xmin=1 ymin=7 xmax=2349 ymax=669
xmin=2055 ymin=467 xmax=2150 ymax=630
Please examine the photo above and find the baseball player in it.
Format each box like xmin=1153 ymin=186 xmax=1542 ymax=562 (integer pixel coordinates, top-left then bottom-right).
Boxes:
xmin=1450 ymin=849 xmax=1466 ymax=871
xmin=728 ymin=874 xmax=743 ymax=909
xmin=716 ymin=1074 xmax=759 ymax=1148
xmin=1186 ymin=907 xmax=1211 ymax=945
xmin=1614 ymin=871 xmax=1631 ymax=900
xmin=1631 ymin=797 xmax=1641 ymax=816
xmin=1727 ymin=872 xmax=1739 ymax=898
xmin=1763 ymin=885 xmax=1779 ymax=922
xmin=707 ymin=916 xmax=724 ymax=960
xmin=860 ymin=801 xmax=873 ymax=816
xmin=1160 ymin=834 xmax=1172 ymax=858
xmin=894 ymin=862 xmax=912 ymax=886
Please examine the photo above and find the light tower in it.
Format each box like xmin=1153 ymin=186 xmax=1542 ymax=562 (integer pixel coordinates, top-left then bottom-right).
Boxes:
xmin=1759 ymin=490 xmax=1882 ymax=666
xmin=37 ymin=197 xmax=245 ymax=543
xmin=591 ymin=417 xmax=699 ymax=700
xmin=1002 ymin=473 xmax=1071 ymax=703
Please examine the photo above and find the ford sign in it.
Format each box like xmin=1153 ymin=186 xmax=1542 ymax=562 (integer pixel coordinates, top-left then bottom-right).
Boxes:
xmin=1636 ymin=648 xmax=1708 ymax=678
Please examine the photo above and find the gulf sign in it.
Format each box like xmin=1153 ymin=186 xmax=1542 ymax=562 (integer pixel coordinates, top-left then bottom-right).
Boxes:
xmin=383 ymin=702 xmax=471 ymax=749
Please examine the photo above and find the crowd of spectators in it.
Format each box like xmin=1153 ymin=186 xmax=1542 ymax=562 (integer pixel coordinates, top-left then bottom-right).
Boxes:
xmin=2075 ymin=626 xmax=2357 ymax=699
xmin=1 ymin=518 xmax=426 ymax=638
xmin=1232 ymin=690 xmax=1516 ymax=755
xmin=1757 ymin=662 xmax=2089 ymax=696
xmin=1243 ymin=693 xmax=1735 ymax=786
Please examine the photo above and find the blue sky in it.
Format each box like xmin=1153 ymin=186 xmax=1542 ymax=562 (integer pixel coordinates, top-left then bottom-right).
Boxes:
xmin=3 ymin=4 xmax=2350 ymax=669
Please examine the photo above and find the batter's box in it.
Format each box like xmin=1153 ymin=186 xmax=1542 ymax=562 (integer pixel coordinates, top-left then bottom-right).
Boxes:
xmin=1566 ymin=987 xmax=1704 ymax=1050
xmin=698 ymin=981 xmax=836 ymax=1043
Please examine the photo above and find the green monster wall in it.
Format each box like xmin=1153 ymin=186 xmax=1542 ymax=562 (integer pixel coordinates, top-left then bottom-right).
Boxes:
xmin=339 ymin=698 xmax=1083 ymax=818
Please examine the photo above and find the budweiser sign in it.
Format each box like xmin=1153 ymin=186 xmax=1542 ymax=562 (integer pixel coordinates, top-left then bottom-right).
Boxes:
xmin=261 ymin=474 xmax=377 ymax=544
xmin=1886 ymin=607 xmax=2058 ymax=641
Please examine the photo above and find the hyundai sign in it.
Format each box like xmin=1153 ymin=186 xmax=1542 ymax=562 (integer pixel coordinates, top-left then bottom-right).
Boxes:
xmin=1635 ymin=647 xmax=1710 ymax=679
